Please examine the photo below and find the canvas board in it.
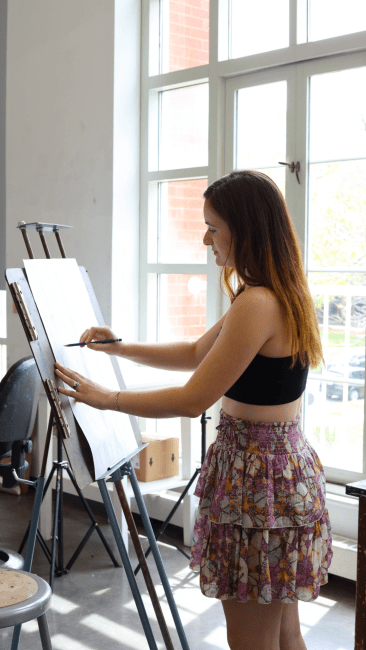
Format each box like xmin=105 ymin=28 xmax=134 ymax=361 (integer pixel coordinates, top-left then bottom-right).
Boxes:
xmin=24 ymin=258 xmax=138 ymax=479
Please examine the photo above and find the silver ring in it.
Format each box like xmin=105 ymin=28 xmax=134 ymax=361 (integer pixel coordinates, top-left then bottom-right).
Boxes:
xmin=72 ymin=381 xmax=79 ymax=390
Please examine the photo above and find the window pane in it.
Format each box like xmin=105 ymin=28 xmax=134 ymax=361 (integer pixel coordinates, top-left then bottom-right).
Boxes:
xmin=231 ymin=0 xmax=289 ymax=59
xmin=305 ymin=68 xmax=366 ymax=472
xmin=161 ymin=0 xmax=209 ymax=73
xmin=158 ymin=179 xmax=207 ymax=263
xmin=307 ymin=64 xmax=366 ymax=473
xmin=253 ymin=167 xmax=286 ymax=198
xmin=147 ymin=273 xmax=207 ymax=342
xmin=307 ymin=275 xmax=366 ymax=472
xmin=308 ymin=161 xmax=366 ymax=271
xmin=159 ymin=84 xmax=209 ymax=170
xmin=236 ymin=82 xmax=287 ymax=185
xmin=305 ymin=376 xmax=364 ymax=473
xmin=309 ymin=67 xmax=366 ymax=162
xmin=308 ymin=0 xmax=366 ymax=42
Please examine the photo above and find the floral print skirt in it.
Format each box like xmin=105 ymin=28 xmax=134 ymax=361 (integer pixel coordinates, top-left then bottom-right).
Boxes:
xmin=189 ymin=409 xmax=333 ymax=604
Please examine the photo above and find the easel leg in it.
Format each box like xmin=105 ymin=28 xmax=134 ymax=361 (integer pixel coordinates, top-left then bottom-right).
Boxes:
xmin=50 ymin=463 xmax=61 ymax=590
xmin=98 ymin=479 xmax=159 ymax=650
xmin=114 ymin=479 xmax=175 ymax=650
xmin=128 ymin=462 xmax=190 ymax=650
xmin=57 ymin=433 xmax=64 ymax=575
xmin=135 ymin=469 xmax=199 ymax=573
xmin=38 ymin=395 xmax=53 ymax=541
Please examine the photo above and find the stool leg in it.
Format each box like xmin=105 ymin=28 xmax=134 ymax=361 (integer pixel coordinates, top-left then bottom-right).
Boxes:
xmin=10 ymin=624 xmax=21 ymax=650
xmin=37 ymin=614 xmax=52 ymax=650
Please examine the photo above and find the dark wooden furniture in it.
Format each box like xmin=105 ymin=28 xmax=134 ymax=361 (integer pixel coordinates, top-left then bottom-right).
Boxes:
xmin=345 ymin=480 xmax=366 ymax=650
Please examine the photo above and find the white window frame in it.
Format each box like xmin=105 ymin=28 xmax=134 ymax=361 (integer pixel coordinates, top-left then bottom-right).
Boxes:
xmin=224 ymin=50 xmax=366 ymax=485
xmin=140 ymin=0 xmax=366 ymax=469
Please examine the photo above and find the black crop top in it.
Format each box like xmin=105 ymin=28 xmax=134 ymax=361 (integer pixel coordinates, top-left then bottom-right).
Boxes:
xmin=224 ymin=353 xmax=309 ymax=406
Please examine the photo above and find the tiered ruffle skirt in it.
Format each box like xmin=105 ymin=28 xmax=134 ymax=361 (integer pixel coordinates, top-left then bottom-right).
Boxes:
xmin=189 ymin=410 xmax=333 ymax=604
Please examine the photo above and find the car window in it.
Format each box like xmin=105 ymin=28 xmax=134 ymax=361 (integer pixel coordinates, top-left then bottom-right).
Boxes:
xmin=350 ymin=355 xmax=365 ymax=367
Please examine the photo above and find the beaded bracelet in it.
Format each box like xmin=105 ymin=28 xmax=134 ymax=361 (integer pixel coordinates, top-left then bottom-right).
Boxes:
xmin=115 ymin=391 xmax=120 ymax=411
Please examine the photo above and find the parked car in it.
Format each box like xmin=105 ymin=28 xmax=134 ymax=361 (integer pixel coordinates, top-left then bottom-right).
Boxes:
xmin=320 ymin=351 xmax=365 ymax=401
xmin=314 ymin=295 xmax=366 ymax=328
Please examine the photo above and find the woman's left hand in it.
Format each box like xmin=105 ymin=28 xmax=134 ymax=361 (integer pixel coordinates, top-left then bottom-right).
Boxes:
xmin=55 ymin=362 xmax=115 ymax=410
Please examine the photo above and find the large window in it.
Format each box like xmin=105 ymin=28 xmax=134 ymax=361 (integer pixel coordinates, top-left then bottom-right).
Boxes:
xmin=141 ymin=0 xmax=366 ymax=485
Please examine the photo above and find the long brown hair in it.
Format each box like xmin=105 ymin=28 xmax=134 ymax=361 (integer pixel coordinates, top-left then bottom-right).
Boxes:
xmin=204 ymin=170 xmax=324 ymax=370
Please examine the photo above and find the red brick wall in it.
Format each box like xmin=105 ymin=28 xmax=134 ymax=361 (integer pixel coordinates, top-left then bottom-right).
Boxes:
xmin=164 ymin=180 xmax=207 ymax=341
xmin=163 ymin=179 xmax=207 ymax=263
xmin=168 ymin=1 xmax=209 ymax=72
xmin=165 ymin=274 xmax=207 ymax=340
xmin=161 ymin=2 xmax=209 ymax=342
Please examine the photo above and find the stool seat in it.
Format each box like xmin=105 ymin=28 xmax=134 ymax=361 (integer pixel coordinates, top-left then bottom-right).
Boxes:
xmin=0 ymin=568 xmax=38 ymax=608
xmin=0 ymin=547 xmax=24 ymax=571
xmin=0 ymin=568 xmax=52 ymax=629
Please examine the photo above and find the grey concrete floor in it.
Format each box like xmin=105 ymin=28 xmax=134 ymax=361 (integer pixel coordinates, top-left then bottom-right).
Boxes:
xmin=0 ymin=488 xmax=356 ymax=650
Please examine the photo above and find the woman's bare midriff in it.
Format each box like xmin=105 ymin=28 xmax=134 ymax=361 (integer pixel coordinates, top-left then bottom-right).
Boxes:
xmin=221 ymin=394 xmax=303 ymax=423
xmin=221 ymin=287 xmax=304 ymax=423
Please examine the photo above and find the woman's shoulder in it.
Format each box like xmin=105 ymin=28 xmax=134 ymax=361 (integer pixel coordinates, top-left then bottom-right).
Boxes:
xmin=229 ymin=286 xmax=282 ymax=335
xmin=234 ymin=285 xmax=278 ymax=309
xmin=225 ymin=286 xmax=279 ymax=334
xmin=234 ymin=287 xmax=300 ymax=357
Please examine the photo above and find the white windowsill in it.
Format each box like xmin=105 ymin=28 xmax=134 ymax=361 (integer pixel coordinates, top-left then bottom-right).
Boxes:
xmin=326 ymin=482 xmax=359 ymax=504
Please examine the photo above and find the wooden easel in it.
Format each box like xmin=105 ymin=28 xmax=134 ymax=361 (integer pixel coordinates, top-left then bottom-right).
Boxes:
xmin=6 ymin=222 xmax=191 ymax=650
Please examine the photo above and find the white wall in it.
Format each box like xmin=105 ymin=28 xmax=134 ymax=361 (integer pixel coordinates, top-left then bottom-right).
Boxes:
xmin=6 ymin=0 xmax=140 ymax=368
xmin=0 ymin=1 xmax=6 ymax=292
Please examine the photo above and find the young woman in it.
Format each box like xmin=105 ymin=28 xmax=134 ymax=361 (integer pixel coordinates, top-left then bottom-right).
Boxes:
xmin=56 ymin=170 xmax=333 ymax=650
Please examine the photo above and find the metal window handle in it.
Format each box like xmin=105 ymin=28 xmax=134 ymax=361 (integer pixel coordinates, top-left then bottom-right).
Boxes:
xmin=278 ymin=161 xmax=301 ymax=184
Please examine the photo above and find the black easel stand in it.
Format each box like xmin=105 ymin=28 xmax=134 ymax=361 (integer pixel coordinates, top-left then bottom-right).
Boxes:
xmin=134 ymin=411 xmax=210 ymax=575
xmin=9 ymin=221 xmax=191 ymax=650
xmin=18 ymin=420 xmax=118 ymax=590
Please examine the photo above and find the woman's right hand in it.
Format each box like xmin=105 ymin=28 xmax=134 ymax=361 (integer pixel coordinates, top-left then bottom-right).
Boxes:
xmin=79 ymin=326 xmax=124 ymax=356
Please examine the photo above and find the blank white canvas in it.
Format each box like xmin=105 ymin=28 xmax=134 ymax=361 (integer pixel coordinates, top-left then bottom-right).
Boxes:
xmin=24 ymin=258 xmax=137 ymax=479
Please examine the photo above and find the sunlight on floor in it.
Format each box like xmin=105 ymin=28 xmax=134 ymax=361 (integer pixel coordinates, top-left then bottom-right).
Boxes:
xmin=203 ymin=624 xmax=229 ymax=648
xmin=200 ymin=595 xmax=340 ymax=648
xmin=80 ymin=613 xmax=164 ymax=649
xmin=300 ymin=594 xmax=337 ymax=633
xmin=156 ymin=539 xmax=180 ymax=550
xmin=50 ymin=593 xmax=80 ymax=614
xmin=316 ymin=595 xmax=338 ymax=606
xmin=92 ymin=587 xmax=111 ymax=596
xmin=21 ymin=619 xmax=39 ymax=633
xmin=52 ymin=634 xmax=96 ymax=650
xmin=123 ymin=593 xmax=197 ymax=626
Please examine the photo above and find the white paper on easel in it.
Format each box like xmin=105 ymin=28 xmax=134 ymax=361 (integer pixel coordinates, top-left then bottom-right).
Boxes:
xmin=24 ymin=258 xmax=137 ymax=479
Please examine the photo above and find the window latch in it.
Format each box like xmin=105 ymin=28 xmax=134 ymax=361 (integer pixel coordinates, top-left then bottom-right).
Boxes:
xmin=278 ymin=161 xmax=301 ymax=184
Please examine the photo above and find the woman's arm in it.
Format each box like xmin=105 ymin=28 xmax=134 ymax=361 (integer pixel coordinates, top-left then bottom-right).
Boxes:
xmin=82 ymin=315 xmax=226 ymax=371
xmin=120 ymin=313 xmax=226 ymax=371
xmin=55 ymin=288 xmax=276 ymax=418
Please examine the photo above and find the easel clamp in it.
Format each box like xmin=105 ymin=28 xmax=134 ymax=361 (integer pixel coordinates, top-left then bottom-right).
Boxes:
xmin=10 ymin=282 xmax=38 ymax=341
xmin=45 ymin=379 xmax=71 ymax=439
